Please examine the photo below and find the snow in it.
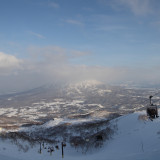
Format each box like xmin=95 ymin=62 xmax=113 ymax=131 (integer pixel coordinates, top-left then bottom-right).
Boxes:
xmin=87 ymin=104 xmax=104 ymax=108
xmin=104 ymin=110 xmax=160 ymax=160
xmin=70 ymin=80 xmax=102 ymax=89
xmin=2 ymin=108 xmax=18 ymax=117
xmin=1 ymin=110 xmax=160 ymax=160
xmin=19 ymin=117 xmax=106 ymax=133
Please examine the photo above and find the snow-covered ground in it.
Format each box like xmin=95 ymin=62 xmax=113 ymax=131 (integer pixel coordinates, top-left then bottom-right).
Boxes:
xmin=0 ymin=110 xmax=160 ymax=160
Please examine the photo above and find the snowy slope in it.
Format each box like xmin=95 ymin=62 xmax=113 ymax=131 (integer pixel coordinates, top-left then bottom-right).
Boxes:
xmin=102 ymin=111 xmax=160 ymax=160
xmin=65 ymin=110 xmax=160 ymax=160
xmin=0 ymin=110 xmax=160 ymax=160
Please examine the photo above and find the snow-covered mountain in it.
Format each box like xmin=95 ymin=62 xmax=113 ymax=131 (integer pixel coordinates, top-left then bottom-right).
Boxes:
xmin=65 ymin=80 xmax=106 ymax=97
xmin=104 ymin=110 xmax=160 ymax=160
xmin=0 ymin=110 xmax=160 ymax=160
xmin=1 ymin=80 xmax=160 ymax=160
xmin=0 ymin=80 xmax=158 ymax=131
xmin=68 ymin=80 xmax=102 ymax=89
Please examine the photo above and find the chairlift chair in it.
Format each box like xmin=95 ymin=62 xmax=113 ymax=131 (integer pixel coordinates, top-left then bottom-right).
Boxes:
xmin=146 ymin=95 xmax=158 ymax=119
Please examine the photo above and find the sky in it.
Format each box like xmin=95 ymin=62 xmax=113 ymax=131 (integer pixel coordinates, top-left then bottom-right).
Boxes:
xmin=0 ymin=0 xmax=160 ymax=93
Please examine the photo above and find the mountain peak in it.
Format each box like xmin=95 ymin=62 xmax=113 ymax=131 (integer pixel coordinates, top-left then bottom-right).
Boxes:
xmin=70 ymin=80 xmax=102 ymax=88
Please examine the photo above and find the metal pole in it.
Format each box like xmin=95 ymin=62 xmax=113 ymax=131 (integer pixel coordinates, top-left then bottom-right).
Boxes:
xmin=62 ymin=142 xmax=64 ymax=158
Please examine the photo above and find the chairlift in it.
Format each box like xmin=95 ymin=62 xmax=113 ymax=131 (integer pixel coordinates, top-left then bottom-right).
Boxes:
xmin=146 ymin=95 xmax=159 ymax=119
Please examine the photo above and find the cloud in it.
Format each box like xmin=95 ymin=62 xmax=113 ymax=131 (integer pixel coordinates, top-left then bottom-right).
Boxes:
xmin=27 ymin=46 xmax=89 ymax=60
xmin=96 ymin=25 xmax=128 ymax=31
xmin=0 ymin=52 xmax=22 ymax=74
xmin=28 ymin=31 xmax=45 ymax=39
xmin=0 ymin=46 xmax=159 ymax=93
xmin=115 ymin=0 xmax=153 ymax=16
xmin=99 ymin=0 xmax=153 ymax=16
xmin=65 ymin=19 xmax=84 ymax=26
xmin=48 ymin=2 xmax=59 ymax=8
xmin=70 ymin=50 xmax=90 ymax=57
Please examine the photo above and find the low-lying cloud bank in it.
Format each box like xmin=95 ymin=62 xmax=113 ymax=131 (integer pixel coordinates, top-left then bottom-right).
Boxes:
xmin=0 ymin=47 xmax=159 ymax=93
xmin=0 ymin=52 xmax=22 ymax=75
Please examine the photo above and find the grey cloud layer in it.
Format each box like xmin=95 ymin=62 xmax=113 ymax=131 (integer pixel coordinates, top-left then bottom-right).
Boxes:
xmin=0 ymin=47 xmax=159 ymax=93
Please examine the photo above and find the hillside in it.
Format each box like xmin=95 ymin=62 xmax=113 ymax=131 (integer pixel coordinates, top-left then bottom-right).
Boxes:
xmin=0 ymin=110 xmax=160 ymax=160
xmin=0 ymin=80 xmax=158 ymax=130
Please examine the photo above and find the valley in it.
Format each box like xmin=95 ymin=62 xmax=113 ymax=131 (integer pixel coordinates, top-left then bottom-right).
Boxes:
xmin=0 ymin=81 xmax=160 ymax=160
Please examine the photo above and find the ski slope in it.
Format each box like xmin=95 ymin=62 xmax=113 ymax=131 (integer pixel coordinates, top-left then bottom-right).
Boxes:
xmin=0 ymin=110 xmax=160 ymax=160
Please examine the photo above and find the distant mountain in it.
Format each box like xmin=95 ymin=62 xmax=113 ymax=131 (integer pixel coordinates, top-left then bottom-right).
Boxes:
xmin=0 ymin=80 xmax=160 ymax=160
xmin=68 ymin=80 xmax=102 ymax=88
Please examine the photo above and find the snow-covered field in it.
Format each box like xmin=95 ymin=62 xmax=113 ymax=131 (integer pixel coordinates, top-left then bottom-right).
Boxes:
xmin=0 ymin=82 xmax=160 ymax=159
xmin=0 ymin=110 xmax=160 ymax=160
